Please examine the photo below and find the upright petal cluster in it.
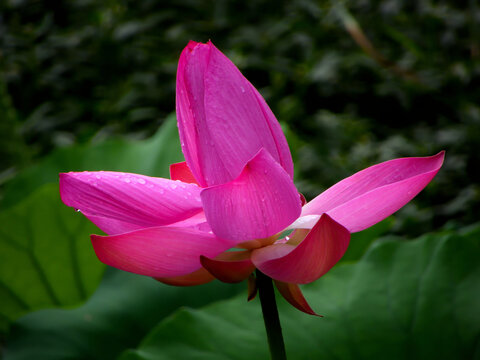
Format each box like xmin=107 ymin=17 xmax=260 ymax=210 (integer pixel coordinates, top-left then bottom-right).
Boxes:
xmin=176 ymin=40 xmax=294 ymax=187
xmin=60 ymin=41 xmax=444 ymax=315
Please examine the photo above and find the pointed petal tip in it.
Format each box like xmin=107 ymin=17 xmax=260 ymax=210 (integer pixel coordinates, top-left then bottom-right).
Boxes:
xmin=435 ymin=150 xmax=446 ymax=163
xmin=177 ymin=39 xmax=293 ymax=186
xmin=274 ymin=281 xmax=322 ymax=316
xmin=186 ymin=40 xmax=198 ymax=49
xmin=185 ymin=40 xmax=214 ymax=49
xmin=59 ymin=171 xmax=81 ymax=206
xmin=303 ymin=152 xmax=446 ymax=233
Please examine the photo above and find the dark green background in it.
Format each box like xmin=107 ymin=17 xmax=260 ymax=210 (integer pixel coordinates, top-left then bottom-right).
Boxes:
xmin=2 ymin=0 xmax=479 ymax=233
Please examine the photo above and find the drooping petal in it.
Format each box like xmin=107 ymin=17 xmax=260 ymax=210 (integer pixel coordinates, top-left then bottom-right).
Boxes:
xmin=169 ymin=161 xmax=199 ymax=185
xmin=200 ymin=251 xmax=255 ymax=283
xmin=251 ymin=214 xmax=350 ymax=284
xmin=156 ymin=267 xmax=214 ymax=286
xmin=176 ymin=41 xmax=293 ymax=187
xmin=301 ymin=152 xmax=445 ymax=232
xmin=274 ymin=281 xmax=319 ymax=316
xmin=60 ymin=171 xmax=202 ymax=235
xmin=201 ymin=148 xmax=302 ymax=242
xmin=91 ymin=226 xmax=231 ymax=278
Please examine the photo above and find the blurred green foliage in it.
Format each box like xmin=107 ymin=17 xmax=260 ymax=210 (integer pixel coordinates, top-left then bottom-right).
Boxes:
xmin=1 ymin=0 xmax=479 ymax=233
xmin=116 ymin=226 xmax=480 ymax=360
xmin=6 ymin=224 xmax=478 ymax=359
xmin=0 ymin=184 xmax=104 ymax=334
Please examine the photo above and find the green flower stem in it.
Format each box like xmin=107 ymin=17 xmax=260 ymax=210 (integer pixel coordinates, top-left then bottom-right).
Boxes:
xmin=256 ymin=270 xmax=287 ymax=360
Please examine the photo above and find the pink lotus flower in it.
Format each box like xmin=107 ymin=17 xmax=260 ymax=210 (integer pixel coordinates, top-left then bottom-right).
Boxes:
xmin=60 ymin=41 xmax=444 ymax=315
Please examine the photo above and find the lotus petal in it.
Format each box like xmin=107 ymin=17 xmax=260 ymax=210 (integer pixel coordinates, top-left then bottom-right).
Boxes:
xmin=60 ymin=171 xmax=202 ymax=234
xmin=91 ymin=226 xmax=231 ymax=277
xmin=251 ymin=214 xmax=350 ymax=284
xmin=201 ymin=148 xmax=301 ymax=242
xmin=176 ymin=41 xmax=293 ymax=187
xmin=301 ymin=152 xmax=445 ymax=232
xmin=170 ymin=161 xmax=199 ymax=185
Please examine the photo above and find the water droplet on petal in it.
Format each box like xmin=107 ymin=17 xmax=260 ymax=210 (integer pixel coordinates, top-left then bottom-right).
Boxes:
xmin=95 ymin=174 xmax=101 ymax=179
xmin=138 ymin=178 xmax=146 ymax=185
xmin=124 ymin=178 xmax=131 ymax=183
xmin=75 ymin=208 xmax=81 ymax=213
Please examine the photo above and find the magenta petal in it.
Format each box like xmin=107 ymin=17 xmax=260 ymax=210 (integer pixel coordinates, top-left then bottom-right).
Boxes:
xmin=83 ymin=214 xmax=144 ymax=235
xmin=60 ymin=171 xmax=202 ymax=234
xmin=91 ymin=226 xmax=231 ymax=277
xmin=201 ymin=148 xmax=301 ymax=242
xmin=251 ymin=214 xmax=350 ymax=284
xmin=87 ymin=212 xmax=210 ymax=236
xmin=302 ymin=152 xmax=445 ymax=232
xmin=248 ymin=82 xmax=293 ymax=178
xmin=176 ymin=41 xmax=209 ymax=186
xmin=169 ymin=161 xmax=199 ymax=185
xmin=176 ymin=41 xmax=293 ymax=186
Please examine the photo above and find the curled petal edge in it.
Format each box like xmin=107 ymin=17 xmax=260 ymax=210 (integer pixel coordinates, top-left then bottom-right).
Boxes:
xmin=252 ymin=214 xmax=350 ymax=284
